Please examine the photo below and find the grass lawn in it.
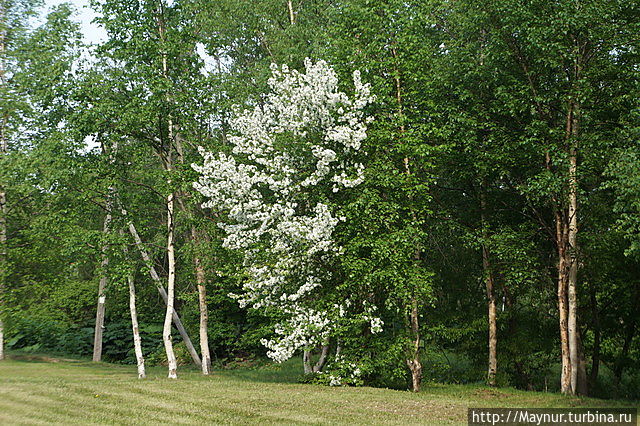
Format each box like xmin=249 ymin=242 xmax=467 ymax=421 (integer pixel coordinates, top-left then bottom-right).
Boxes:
xmin=0 ymin=355 xmax=637 ymax=425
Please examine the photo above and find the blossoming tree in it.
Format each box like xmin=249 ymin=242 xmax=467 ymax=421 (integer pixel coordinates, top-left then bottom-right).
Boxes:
xmin=193 ymin=59 xmax=378 ymax=369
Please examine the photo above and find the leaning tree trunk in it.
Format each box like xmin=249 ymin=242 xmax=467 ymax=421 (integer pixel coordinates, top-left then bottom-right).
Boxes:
xmin=122 ymin=205 xmax=201 ymax=366
xmin=313 ymin=344 xmax=330 ymax=373
xmin=302 ymin=345 xmax=330 ymax=374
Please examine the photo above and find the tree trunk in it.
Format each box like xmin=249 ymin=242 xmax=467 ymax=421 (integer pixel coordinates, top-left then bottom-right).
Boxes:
xmin=557 ymin=212 xmax=572 ymax=394
xmin=303 ymin=350 xmax=312 ymax=374
xmin=589 ymin=284 xmax=600 ymax=389
xmin=163 ymin=191 xmax=178 ymax=379
xmin=92 ymin=144 xmax=115 ymax=362
xmin=156 ymin=0 xmax=178 ymax=379
xmin=406 ymin=297 xmax=422 ymax=392
xmin=576 ymin=329 xmax=588 ymax=395
xmin=613 ymin=319 xmax=636 ymax=390
xmin=287 ymin=0 xmax=295 ymax=24
xmin=313 ymin=344 xmax=330 ymax=373
xmin=123 ymin=207 xmax=202 ymax=366
xmin=128 ymin=272 xmax=146 ymax=379
xmin=121 ymin=230 xmax=146 ymax=379
xmin=480 ymin=185 xmax=497 ymax=387
xmin=391 ymin=52 xmax=423 ymax=393
xmin=92 ymin=204 xmax=112 ymax=362
xmin=93 ymin=139 xmax=119 ymax=362
xmin=567 ymin=106 xmax=579 ymax=396
xmin=192 ymin=227 xmax=211 ymax=375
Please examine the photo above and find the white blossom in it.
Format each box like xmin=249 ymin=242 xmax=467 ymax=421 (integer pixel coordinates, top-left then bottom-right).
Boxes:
xmin=193 ymin=59 xmax=375 ymax=363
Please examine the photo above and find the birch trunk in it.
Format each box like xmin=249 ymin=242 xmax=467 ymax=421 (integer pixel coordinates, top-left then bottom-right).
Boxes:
xmin=128 ymin=272 xmax=146 ymax=378
xmin=287 ymin=0 xmax=295 ymax=24
xmin=171 ymin=79 xmax=211 ymax=375
xmin=120 ymin=230 xmax=146 ymax=378
xmin=170 ymin=194 xmax=212 ymax=376
xmin=557 ymin=213 xmax=571 ymax=394
xmin=163 ymin=191 xmax=178 ymax=379
xmin=122 ymin=207 xmax=202 ymax=366
xmin=156 ymin=0 xmax=178 ymax=379
xmin=567 ymin=100 xmax=580 ymax=395
xmin=192 ymin=227 xmax=211 ymax=375
xmin=406 ymin=297 xmax=422 ymax=392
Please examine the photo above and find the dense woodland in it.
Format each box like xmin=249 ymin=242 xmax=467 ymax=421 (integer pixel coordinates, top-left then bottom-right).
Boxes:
xmin=0 ymin=0 xmax=639 ymax=399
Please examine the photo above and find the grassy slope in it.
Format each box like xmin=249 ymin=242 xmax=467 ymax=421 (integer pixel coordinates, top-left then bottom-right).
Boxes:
xmin=0 ymin=357 xmax=637 ymax=425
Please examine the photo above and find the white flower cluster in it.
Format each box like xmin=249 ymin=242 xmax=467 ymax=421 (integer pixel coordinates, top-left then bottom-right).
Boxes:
xmin=362 ymin=301 xmax=384 ymax=334
xmin=193 ymin=59 xmax=375 ymax=362
xmin=260 ymin=307 xmax=332 ymax=363
xmin=322 ymin=355 xmax=363 ymax=386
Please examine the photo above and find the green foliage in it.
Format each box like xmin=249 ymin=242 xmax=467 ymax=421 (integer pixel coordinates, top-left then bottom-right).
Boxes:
xmin=2 ymin=0 xmax=640 ymax=399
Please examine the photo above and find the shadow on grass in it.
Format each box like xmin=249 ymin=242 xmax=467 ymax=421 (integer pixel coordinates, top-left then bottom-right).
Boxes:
xmin=211 ymin=358 xmax=303 ymax=385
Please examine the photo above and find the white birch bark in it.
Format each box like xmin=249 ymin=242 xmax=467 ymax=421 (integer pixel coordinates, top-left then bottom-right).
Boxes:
xmin=287 ymin=0 xmax=295 ymax=24
xmin=122 ymin=205 xmax=202 ymax=366
xmin=567 ymin=100 xmax=580 ymax=395
xmin=163 ymin=191 xmax=178 ymax=378
xmin=128 ymin=273 xmax=146 ymax=379
xmin=156 ymin=0 xmax=178 ymax=379
xmin=121 ymin=230 xmax=146 ymax=378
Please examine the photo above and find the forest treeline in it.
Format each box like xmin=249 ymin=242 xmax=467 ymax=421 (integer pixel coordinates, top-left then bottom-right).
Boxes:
xmin=0 ymin=0 xmax=639 ymax=398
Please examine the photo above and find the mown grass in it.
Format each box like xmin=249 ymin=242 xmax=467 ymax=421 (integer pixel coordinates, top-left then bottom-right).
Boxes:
xmin=0 ymin=355 xmax=637 ymax=425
